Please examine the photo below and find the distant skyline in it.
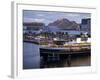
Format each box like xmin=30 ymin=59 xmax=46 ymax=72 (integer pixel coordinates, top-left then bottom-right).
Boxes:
xmin=23 ymin=10 xmax=91 ymax=25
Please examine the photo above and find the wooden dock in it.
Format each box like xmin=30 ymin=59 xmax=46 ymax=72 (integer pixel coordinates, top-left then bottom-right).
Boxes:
xmin=40 ymin=43 xmax=91 ymax=67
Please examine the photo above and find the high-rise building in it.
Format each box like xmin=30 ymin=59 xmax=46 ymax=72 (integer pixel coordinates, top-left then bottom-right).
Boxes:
xmin=80 ymin=18 xmax=91 ymax=34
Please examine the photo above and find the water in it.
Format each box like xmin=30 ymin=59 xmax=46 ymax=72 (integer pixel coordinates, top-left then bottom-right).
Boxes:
xmin=23 ymin=42 xmax=90 ymax=69
xmin=23 ymin=42 xmax=40 ymax=69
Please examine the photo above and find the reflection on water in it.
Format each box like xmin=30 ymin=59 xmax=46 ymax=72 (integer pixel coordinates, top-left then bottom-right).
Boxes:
xmin=23 ymin=42 xmax=90 ymax=69
xmin=40 ymin=53 xmax=90 ymax=68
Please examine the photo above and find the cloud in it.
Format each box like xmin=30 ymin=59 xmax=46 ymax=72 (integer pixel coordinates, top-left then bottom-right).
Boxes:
xmin=23 ymin=18 xmax=34 ymax=22
xmin=33 ymin=18 xmax=45 ymax=22
xmin=23 ymin=17 xmax=45 ymax=23
xmin=66 ymin=13 xmax=80 ymax=17
xmin=36 ymin=14 xmax=44 ymax=17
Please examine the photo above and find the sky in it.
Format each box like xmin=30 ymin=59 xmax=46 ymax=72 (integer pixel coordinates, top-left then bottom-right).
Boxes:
xmin=23 ymin=10 xmax=91 ymax=25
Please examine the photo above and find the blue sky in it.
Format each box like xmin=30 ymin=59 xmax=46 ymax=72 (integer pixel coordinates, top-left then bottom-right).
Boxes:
xmin=23 ymin=10 xmax=91 ymax=25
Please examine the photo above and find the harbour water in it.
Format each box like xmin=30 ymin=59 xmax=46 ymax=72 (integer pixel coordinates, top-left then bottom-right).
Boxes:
xmin=23 ymin=42 xmax=40 ymax=69
xmin=23 ymin=42 xmax=90 ymax=69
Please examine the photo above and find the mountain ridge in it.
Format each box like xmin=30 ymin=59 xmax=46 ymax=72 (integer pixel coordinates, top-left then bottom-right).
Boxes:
xmin=48 ymin=18 xmax=80 ymax=30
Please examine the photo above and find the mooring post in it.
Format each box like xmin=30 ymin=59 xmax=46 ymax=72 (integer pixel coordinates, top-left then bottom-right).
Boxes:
xmin=67 ymin=54 xmax=71 ymax=67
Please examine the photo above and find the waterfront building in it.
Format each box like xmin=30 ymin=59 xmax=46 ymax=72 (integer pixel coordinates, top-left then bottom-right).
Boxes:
xmin=80 ymin=18 xmax=91 ymax=35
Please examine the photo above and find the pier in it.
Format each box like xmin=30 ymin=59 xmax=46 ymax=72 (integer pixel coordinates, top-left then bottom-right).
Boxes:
xmin=40 ymin=43 xmax=90 ymax=67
